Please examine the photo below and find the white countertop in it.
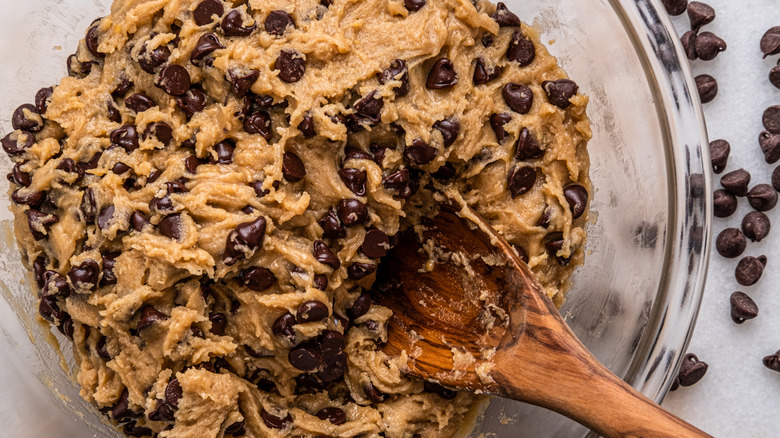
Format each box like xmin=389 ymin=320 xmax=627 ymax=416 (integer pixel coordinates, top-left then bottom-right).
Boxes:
xmin=660 ymin=1 xmax=780 ymax=437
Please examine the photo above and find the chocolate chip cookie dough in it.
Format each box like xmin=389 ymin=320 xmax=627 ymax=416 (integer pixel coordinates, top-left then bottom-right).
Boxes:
xmin=3 ymin=0 xmax=591 ymax=436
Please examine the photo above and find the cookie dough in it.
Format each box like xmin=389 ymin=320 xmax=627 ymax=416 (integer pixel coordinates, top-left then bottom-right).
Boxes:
xmin=3 ymin=0 xmax=591 ymax=436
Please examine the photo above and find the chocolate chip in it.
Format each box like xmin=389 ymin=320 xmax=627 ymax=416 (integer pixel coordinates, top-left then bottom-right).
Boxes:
xmin=125 ymin=94 xmax=155 ymax=113
xmin=773 ymin=166 xmax=780 ymax=192
xmin=379 ymin=59 xmax=410 ymax=97
xmin=244 ymin=111 xmax=272 ymax=140
xmin=42 ymin=271 xmax=71 ymax=298
xmin=337 ymin=199 xmax=368 ymax=227
xmin=25 ymin=209 xmax=58 ymax=240
xmin=315 ymin=407 xmax=346 ymax=425
xmin=7 ymin=162 xmax=31 ymax=187
xmin=681 ymin=31 xmax=698 ymax=60
xmin=289 ymin=344 xmax=323 ymax=371
xmin=213 ymin=139 xmax=235 ymax=164
xmin=11 ymin=189 xmax=45 ymax=207
xmin=221 ymin=9 xmax=257 ymax=36
xmin=382 ymin=168 xmax=411 ymax=197
xmin=156 ymin=65 xmax=191 ymax=96
xmin=675 ymin=353 xmax=708 ymax=388
xmin=35 ymin=87 xmax=53 ymax=114
xmin=85 ymin=24 xmax=102 ymax=58
xmin=687 ymin=2 xmax=715 ymax=32
xmin=542 ymin=79 xmax=578 ymax=108
xmin=404 ymin=0 xmax=426 ymax=12
xmin=515 ymin=127 xmax=544 ymax=160
xmin=761 ymin=132 xmax=780 ymax=169
xmin=432 ymin=162 xmax=456 ymax=181
xmin=507 ymin=165 xmax=536 ymax=198
xmin=473 ymin=58 xmax=502 ymax=85
xmin=95 ymin=335 xmax=111 ymax=360
xmin=165 ymin=379 xmax=182 ymax=408
xmin=694 ymin=31 xmax=726 ymax=61
xmin=265 ymin=10 xmax=295 ymax=35
xmin=721 ymin=169 xmax=750 ymax=197
xmin=763 ymin=106 xmax=780 ymax=134
xmin=424 ymin=381 xmax=458 ymax=400
xmin=506 ymin=31 xmax=535 ymax=67
xmin=502 ymin=83 xmax=533 ymax=114
xmin=736 ymin=255 xmax=767 ymax=286
xmin=100 ymin=253 xmax=119 ymax=286
xmin=32 ymin=257 xmax=47 ymax=289
xmin=275 ymin=49 xmax=306 ymax=83
xmin=209 ymin=313 xmax=227 ymax=335
xmin=111 ymin=125 xmax=139 ymax=152
xmin=38 ymin=296 xmax=63 ymax=322
xmin=313 ymin=274 xmax=328 ymax=291
xmin=338 ymin=168 xmax=367 ymax=196
xmin=761 ymin=26 xmax=780 ymax=58
xmin=166 ymin=180 xmax=189 ymax=194
xmin=353 ymin=91 xmax=384 ymax=125
xmin=229 ymin=69 xmax=260 ymax=98
xmin=260 ymin=408 xmax=292 ymax=429
xmin=358 ymin=229 xmax=389 ymax=259
xmin=716 ymin=228 xmax=746 ymax=258
xmin=563 ymin=184 xmax=588 ymax=219
xmin=12 ymin=104 xmax=43 ymax=132
xmin=1 ymin=130 xmax=35 ymax=156
xmin=57 ymin=157 xmax=85 ymax=182
xmin=129 ymin=211 xmax=150 ymax=232
xmin=68 ymin=259 xmax=100 ymax=292
xmin=242 ymin=266 xmax=277 ymax=291
xmin=364 ymin=381 xmax=384 ymax=403
xmin=662 ymin=0 xmax=688 ymax=15
xmin=348 ymin=291 xmax=371 ymax=319
xmin=66 ymin=54 xmax=95 ymax=78
xmin=405 ymin=138 xmax=437 ymax=166
xmin=190 ymin=33 xmax=224 ymax=65
xmin=142 ymin=122 xmax=173 ymax=146
xmin=112 ymin=78 xmax=133 ymax=98
xmin=713 ymin=189 xmax=737 ymax=218
xmin=194 ymin=0 xmax=224 ymax=26
xmin=176 ymin=90 xmax=207 ymax=120
xmin=729 ymin=291 xmax=758 ymax=324
xmin=742 ymin=211 xmax=771 ymax=242
xmin=137 ymin=42 xmax=171 ymax=74
xmin=225 ymin=420 xmax=246 ymax=435
xmin=348 ymin=262 xmax=376 ymax=280
xmin=770 ymin=64 xmax=780 ymax=89
xmin=149 ymin=194 xmax=174 ymax=213
xmin=490 ymin=113 xmax=512 ymax=143
xmin=298 ymin=113 xmax=316 ymax=138
xmin=137 ymin=305 xmax=168 ymax=330
xmin=694 ymin=74 xmax=717 ymax=104
xmin=297 ymin=301 xmax=329 ymax=324
xmin=148 ymin=401 xmax=175 ymax=422
xmin=709 ymin=139 xmax=729 ymax=172
xmin=747 ymin=184 xmax=778 ymax=211
xmin=433 ymin=118 xmax=460 ymax=147
xmin=111 ymin=389 xmax=138 ymax=422
xmin=426 ymin=58 xmax=458 ymax=89
xmin=223 ymin=216 xmax=267 ymax=265
xmin=158 ymin=214 xmax=183 ymax=240
xmin=81 ymin=188 xmax=98 ymax=223
xmin=492 ymin=2 xmax=520 ymax=26
xmin=313 ymin=240 xmax=340 ymax=269
xmin=282 ymin=151 xmax=306 ymax=182
xmin=318 ymin=209 xmax=346 ymax=239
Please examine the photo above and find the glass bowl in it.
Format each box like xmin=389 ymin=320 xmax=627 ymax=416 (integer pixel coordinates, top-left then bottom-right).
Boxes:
xmin=0 ymin=0 xmax=710 ymax=436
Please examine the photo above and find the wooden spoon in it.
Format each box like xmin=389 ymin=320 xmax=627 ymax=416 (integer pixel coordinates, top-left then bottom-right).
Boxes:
xmin=370 ymin=205 xmax=710 ymax=438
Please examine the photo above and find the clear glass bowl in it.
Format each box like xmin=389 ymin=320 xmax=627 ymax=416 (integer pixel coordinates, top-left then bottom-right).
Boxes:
xmin=0 ymin=0 xmax=710 ymax=436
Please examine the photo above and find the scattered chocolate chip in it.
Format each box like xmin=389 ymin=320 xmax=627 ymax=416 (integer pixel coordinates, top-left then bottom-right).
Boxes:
xmin=426 ymin=58 xmax=458 ymax=89
xmin=763 ymin=106 xmax=780 ymax=134
xmin=742 ymin=211 xmax=771 ymax=242
xmin=709 ymin=139 xmax=730 ymax=172
xmin=763 ymin=351 xmax=780 ymax=372
xmin=229 ymin=69 xmax=260 ymax=98
xmin=543 ymin=79 xmax=578 ymax=108
xmin=242 ymin=266 xmax=277 ymax=291
xmin=563 ymin=184 xmax=588 ymax=219
xmin=313 ymin=240 xmax=341 ymax=269
xmin=35 ymin=87 xmax=53 ymax=114
xmin=156 ymin=65 xmax=191 ymax=96
xmin=687 ymin=2 xmax=715 ymax=32
xmin=137 ymin=305 xmax=168 ymax=330
xmin=68 ymin=259 xmax=100 ymax=292
xmin=713 ymin=189 xmax=737 ymax=218
xmin=721 ymin=169 xmax=750 ymax=197
xmin=433 ymin=118 xmax=460 ymax=147
xmin=490 ymin=113 xmax=512 ymax=143
xmin=338 ymin=168 xmax=368 ymax=196
xmin=662 ymin=0 xmax=688 ymax=15
xmin=736 ymin=255 xmax=767 ymax=286
xmin=674 ymin=353 xmax=708 ymax=389
xmin=695 ymin=31 xmax=727 ymax=61
xmin=773 ymin=166 xmax=780 ymax=192
xmin=194 ymin=0 xmax=224 ymax=25
xmin=137 ymin=42 xmax=171 ymax=74
xmin=260 ymin=408 xmax=292 ymax=429
xmin=125 ymin=94 xmax=155 ymax=113
xmin=12 ymin=104 xmax=43 ymax=132
xmin=730 ymin=291 xmax=758 ymax=324
xmin=747 ymin=184 xmax=778 ymax=211
xmin=716 ymin=228 xmax=746 ymax=258
xmin=681 ymin=31 xmax=698 ymax=60
xmin=770 ymin=64 xmax=780 ymax=89
xmin=337 ymin=199 xmax=368 ymax=227
xmin=492 ymin=2 xmax=520 ymax=26
xmin=190 ymin=33 xmax=224 ymax=65
xmin=221 ymin=9 xmax=257 ymax=36
xmin=379 ymin=59 xmax=410 ymax=97
xmin=404 ymin=0 xmax=426 ymax=12
xmin=282 ymin=151 xmax=306 ymax=182
xmin=695 ymin=74 xmax=717 ymax=104
xmin=507 ymin=165 xmax=536 ymax=198
xmin=315 ymin=407 xmax=346 ymax=425
xmin=111 ymin=125 xmax=139 ymax=152
xmin=506 ymin=31 xmax=535 ymax=67
xmin=275 ymin=49 xmax=306 ymax=83
xmin=503 ymin=83 xmax=534 ymax=114
xmin=265 ymin=10 xmax=295 ymax=35
xmin=177 ymin=88 xmax=207 ymax=118
xmin=297 ymin=301 xmax=329 ymax=323
xmin=473 ymin=57 xmax=503 ymax=85
xmin=761 ymin=26 xmax=780 ymax=58
xmin=761 ymin=132 xmax=780 ymax=166
xmin=1 ymin=130 xmax=35 ymax=156
xmin=223 ymin=216 xmax=267 ymax=265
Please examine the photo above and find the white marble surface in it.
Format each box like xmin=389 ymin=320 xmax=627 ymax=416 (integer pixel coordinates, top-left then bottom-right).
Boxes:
xmin=660 ymin=1 xmax=780 ymax=437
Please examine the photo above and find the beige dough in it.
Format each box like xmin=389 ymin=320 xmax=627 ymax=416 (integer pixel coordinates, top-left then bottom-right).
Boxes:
xmin=4 ymin=0 xmax=591 ymax=436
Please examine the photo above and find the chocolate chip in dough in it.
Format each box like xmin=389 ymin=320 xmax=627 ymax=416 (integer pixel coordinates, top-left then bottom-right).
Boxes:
xmin=229 ymin=69 xmax=260 ymax=98
xmin=735 ymin=255 xmax=767 ymax=286
xmin=338 ymin=168 xmax=367 ymax=196
xmin=289 ymin=345 xmax=323 ymax=371
xmin=137 ymin=42 xmax=171 ymax=74
xmin=506 ymin=31 xmax=535 ymax=67
xmin=507 ymin=165 xmax=536 ymax=198
xmin=713 ymin=189 xmax=737 ymax=218
xmin=137 ymin=305 xmax=168 ymax=330
xmin=177 ymin=88 xmax=207 ymax=117
xmin=681 ymin=31 xmax=698 ymax=60
xmin=25 ymin=209 xmax=58 ymax=240
xmin=730 ymin=291 xmax=758 ymax=324
xmin=337 ymin=198 xmax=368 ymax=227
xmin=543 ymin=79 xmax=578 ymax=109
xmin=313 ymin=274 xmax=328 ymax=291
xmin=763 ymin=106 xmax=780 ymax=134
xmin=661 ymin=0 xmax=688 ymax=16
xmin=721 ymin=169 xmax=750 ymax=197
xmin=315 ymin=407 xmax=346 ymax=425
xmin=490 ymin=113 xmax=512 ymax=143
xmin=715 ymin=228 xmax=746 ymax=258
xmin=264 ymin=10 xmax=295 ymax=35
xmin=148 ymin=400 xmax=175 ymax=422
xmin=348 ymin=291 xmax=371 ymax=320
xmin=318 ymin=209 xmax=346 ymax=239
xmin=348 ymin=262 xmax=377 ymax=280
xmin=761 ymin=26 xmax=780 ymax=58
xmin=225 ymin=420 xmax=246 ymax=435
xmin=424 ymin=381 xmax=458 ymax=400
xmin=165 ymin=379 xmax=182 ymax=408
xmin=695 ymin=74 xmax=717 ymax=104
xmin=563 ymin=184 xmax=588 ymax=219
xmin=11 ymin=189 xmax=45 ymax=207
xmin=125 ymin=93 xmax=155 ymax=113
xmin=747 ymin=184 xmax=778 ymax=211
xmin=515 ymin=127 xmax=544 ymax=160
xmin=111 ymin=389 xmax=138 ymax=422
xmin=379 ymin=59 xmax=410 ymax=97
xmin=272 ymin=312 xmax=296 ymax=343
xmin=492 ymin=2 xmax=520 ymax=26
xmin=473 ymin=57 xmax=503 ymax=85
xmin=353 ymin=91 xmax=384 ymax=124
xmin=213 ymin=139 xmax=235 ymax=164
xmin=673 ymin=353 xmax=708 ymax=389
xmin=190 ymin=33 xmax=224 ymax=65
xmin=242 ymin=266 xmax=277 ymax=291
xmin=12 ymin=104 xmax=43 ymax=132
xmin=223 ymin=216 xmax=267 ymax=265
xmin=282 ymin=151 xmax=306 ymax=182
xmin=244 ymin=111 xmax=272 ymax=140
xmin=159 ymin=214 xmax=184 ymax=240
xmin=313 ymin=240 xmax=341 ymax=269
xmin=426 ymin=58 xmax=458 ymax=89
xmin=742 ymin=211 xmax=771 ymax=242
xmin=194 ymin=0 xmax=225 ymax=26
xmin=144 ymin=121 xmax=173 ymax=146
xmin=209 ymin=313 xmax=227 ymax=335
xmin=362 ymin=229 xmax=389 ymax=258
xmin=298 ymin=113 xmax=316 ymax=138
xmin=35 ymin=87 xmax=53 ymax=114
xmin=297 ymin=300 xmax=329 ymax=323
xmin=709 ymin=139 xmax=729 ymax=173
xmin=404 ymin=0 xmax=426 ymax=13
xmin=687 ymin=2 xmax=715 ymax=32
xmin=404 ymin=138 xmax=437 ymax=165
xmin=275 ymin=49 xmax=306 ymax=83
xmin=763 ymin=351 xmax=780 ymax=372
xmin=260 ymin=408 xmax=292 ymax=429
xmin=156 ymin=65 xmax=191 ymax=96
xmin=221 ymin=10 xmax=257 ymax=36
xmin=364 ymin=381 xmax=385 ymax=403
xmin=7 ymin=162 xmax=31 ymax=187
xmin=1 ymin=130 xmax=34 ymax=156
xmin=111 ymin=125 xmax=139 ymax=152
xmin=131 ymin=211 xmax=150 ymax=232
xmin=695 ymin=32 xmax=727 ymax=61
xmin=68 ymin=259 xmax=100 ymax=292
xmin=433 ymin=118 xmax=460 ymax=147
xmin=502 ymin=83 xmax=533 ymax=114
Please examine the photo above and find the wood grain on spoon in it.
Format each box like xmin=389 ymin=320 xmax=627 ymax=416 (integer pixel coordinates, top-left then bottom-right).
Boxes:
xmin=371 ymin=206 xmax=710 ymax=438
